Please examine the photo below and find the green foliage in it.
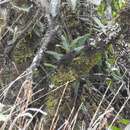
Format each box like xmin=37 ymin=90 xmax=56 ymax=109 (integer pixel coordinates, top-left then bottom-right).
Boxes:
xmin=111 ymin=0 xmax=125 ymax=16
xmin=60 ymin=35 xmax=70 ymax=52
xmin=46 ymin=95 xmax=58 ymax=116
xmin=106 ymin=59 xmax=122 ymax=81
xmin=46 ymin=51 xmax=63 ymax=60
xmin=93 ymin=16 xmax=106 ymax=33
xmin=45 ymin=33 xmax=90 ymax=65
xmin=14 ymin=40 xmax=34 ymax=64
xmin=110 ymin=119 xmax=130 ymax=130
xmin=44 ymin=63 xmax=57 ymax=69
xmin=118 ymin=119 xmax=130 ymax=125
xmin=58 ymin=33 xmax=90 ymax=53
xmin=97 ymin=0 xmax=125 ymax=19
xmin=70 ymin=34 xmax=90 ymax=49
xmin=72 ymin=52 xmax=102 ymax=75
xmin=110 ymin=126 xmax=121 ymax=130
xmin=104 ymin=44 xmax=123 ymax=81
xmin=51 ymin=52 xmax=102 ymax=86
xmin=97 ymin=0 xmax=106 ymax=16
xmin=50 ymin=68 xmax=76 ymax=86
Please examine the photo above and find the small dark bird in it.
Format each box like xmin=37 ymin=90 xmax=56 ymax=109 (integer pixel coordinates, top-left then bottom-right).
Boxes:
xmin=57 ymin=50 xmax=77 ymax=67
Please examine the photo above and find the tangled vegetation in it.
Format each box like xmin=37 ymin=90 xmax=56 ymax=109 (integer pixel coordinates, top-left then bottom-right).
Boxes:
xmin=0 ymin=0 xmax=130 ymax=130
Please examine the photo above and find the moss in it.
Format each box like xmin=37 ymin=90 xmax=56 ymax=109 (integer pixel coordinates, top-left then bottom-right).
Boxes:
xmin=14 ymin=39 xmax=34 ymax=64
xmin=45 ymin=95 xmax=58 ymax=117
xmin=72 ymin=52 xmax=102 ymax=76
xmin=51 ymin=52 xmax=102 ymax=86
xmin=47 ymin=52 xmax=102 ymax=129
xmin=51 ymin=67 xmax=77 ymax=86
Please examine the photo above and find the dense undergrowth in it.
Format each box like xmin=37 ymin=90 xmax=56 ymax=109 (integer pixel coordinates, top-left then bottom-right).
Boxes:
xmin=0 ymin=0 xmax=130 ymax=130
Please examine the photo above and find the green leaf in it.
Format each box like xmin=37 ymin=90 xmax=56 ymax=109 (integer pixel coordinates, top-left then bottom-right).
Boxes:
xmin=93 ymin=17 xmax=106 ymax=33
xmin=111 ymin=71 xmax=122 ymax=81
xmin=97 ymin=0 xmax=106 ymax=16
xmin=110 ymin=126 xmax=121 ymax=130
xmin=73 ymin=46 xmax=84 ymax=53
xmin=44 ymin=63 xmax=57 ymax=69
xmin=70 ymin=34 xmax=90 ymax=49
xmin=118 ymin=119 xmax=130 ymax=125
xmin=106 ymin=78 xmax=112 ymax=86
xmin=119 ymin=0 xmax=125 ymax=8
xmin=46 ymin=51 xmax=63 ymax=60
xmin=61 ymin=35 xmax=70 ymax=52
